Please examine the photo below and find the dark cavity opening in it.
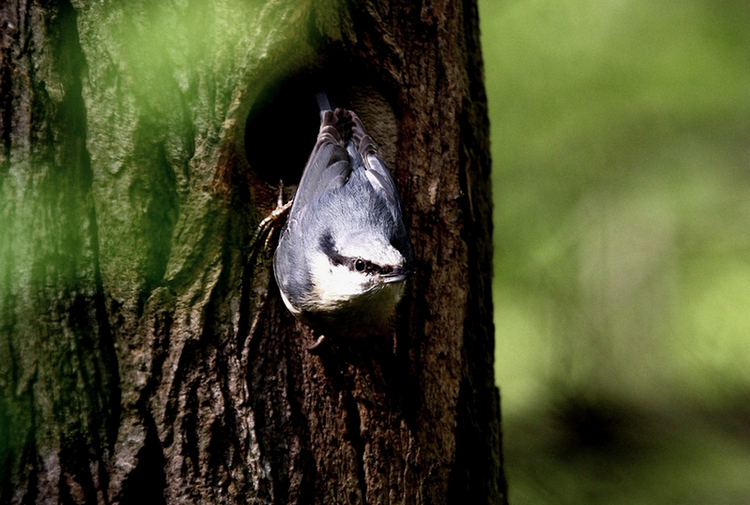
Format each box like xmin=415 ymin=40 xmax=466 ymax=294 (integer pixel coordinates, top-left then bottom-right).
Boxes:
xmin=244 ymin=65 xmax=397 ymax=188
xmin=244 ymin=75 xmax=321 ymax=187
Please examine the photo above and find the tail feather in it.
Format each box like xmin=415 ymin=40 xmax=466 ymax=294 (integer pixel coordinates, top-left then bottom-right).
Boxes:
xmin=315 ymin=91 xmax=333 ymax=120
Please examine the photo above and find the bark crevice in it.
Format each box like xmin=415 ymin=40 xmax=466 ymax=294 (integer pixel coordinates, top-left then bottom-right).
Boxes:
xmin=116 ymin=416 xmax=167 ymax=505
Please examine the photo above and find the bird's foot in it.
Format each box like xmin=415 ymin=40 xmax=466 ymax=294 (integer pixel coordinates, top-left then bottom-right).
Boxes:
xmin=306 ymin=334 xmax=327 ymax=353
xmin=251 ymin=181 xmax=293 ymax=250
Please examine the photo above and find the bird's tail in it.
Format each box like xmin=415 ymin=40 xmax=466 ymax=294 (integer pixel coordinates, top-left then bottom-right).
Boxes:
xmin=315 ymin=91 xmax=334 ymax=121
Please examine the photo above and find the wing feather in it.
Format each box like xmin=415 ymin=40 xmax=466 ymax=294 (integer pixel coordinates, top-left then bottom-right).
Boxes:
xmin=289 ymin=110 xmax=352 ymax=219
xmin=349 ymin=113 xmax=405 ymax=221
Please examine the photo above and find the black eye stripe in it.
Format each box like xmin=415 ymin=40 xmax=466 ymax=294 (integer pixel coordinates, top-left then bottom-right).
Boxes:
xmin=319 ymin=231 xmax=347 ymax=266
xmin=320 ymin=231 xmax=389 ymax=274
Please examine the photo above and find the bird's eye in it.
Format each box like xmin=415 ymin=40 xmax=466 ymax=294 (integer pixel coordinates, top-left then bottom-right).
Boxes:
xmin=354 ymin=259 xmax=366 ymax=272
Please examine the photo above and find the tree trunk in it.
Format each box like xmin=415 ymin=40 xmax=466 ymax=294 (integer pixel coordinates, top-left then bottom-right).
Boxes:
xmin=0 ymin=0 xmax=506 ymax=503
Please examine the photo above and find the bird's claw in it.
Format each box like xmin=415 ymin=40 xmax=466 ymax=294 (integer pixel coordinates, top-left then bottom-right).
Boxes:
xmin=306 ymin=334 xmax=326 ymax=352
xmin=251 ymin=181 xmax=293 ymax=250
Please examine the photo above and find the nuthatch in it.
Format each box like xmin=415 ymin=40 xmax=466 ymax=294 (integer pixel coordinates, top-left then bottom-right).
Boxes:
xmin=273 ymin=94 xmax=413 ymax=346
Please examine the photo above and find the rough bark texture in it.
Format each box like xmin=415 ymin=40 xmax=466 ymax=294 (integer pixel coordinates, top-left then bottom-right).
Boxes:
xmin=0 ymin=0 xmax=506 ymax=504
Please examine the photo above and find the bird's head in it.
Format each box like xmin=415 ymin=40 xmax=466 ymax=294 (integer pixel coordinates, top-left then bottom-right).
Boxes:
xmin=307 ymin=229 xmax=411 ymax=317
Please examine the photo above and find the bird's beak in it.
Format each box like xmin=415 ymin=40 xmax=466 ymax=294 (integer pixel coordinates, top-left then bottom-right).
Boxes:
xmin=380 ymin=266 xmax=414 ymax=284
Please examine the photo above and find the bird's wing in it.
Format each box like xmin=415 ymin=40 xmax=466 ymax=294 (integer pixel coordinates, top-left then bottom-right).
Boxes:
xmin=350 ymin=113 xmax=405 ymax=221
xmin=289 ymin=110 xmax=353 ymax=219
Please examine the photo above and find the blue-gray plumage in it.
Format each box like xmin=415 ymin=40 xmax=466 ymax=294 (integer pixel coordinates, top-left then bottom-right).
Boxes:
xmin=273 ymin=96 xmax=413 ymax=339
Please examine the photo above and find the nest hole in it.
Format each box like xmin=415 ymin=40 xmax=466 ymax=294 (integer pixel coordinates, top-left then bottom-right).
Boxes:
xmin=244 ymin=68 xmax=398 ymax=188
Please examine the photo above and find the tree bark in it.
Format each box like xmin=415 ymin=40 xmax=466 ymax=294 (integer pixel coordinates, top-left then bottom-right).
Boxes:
xmin=0 ymin=0 xmax=506 ymax=504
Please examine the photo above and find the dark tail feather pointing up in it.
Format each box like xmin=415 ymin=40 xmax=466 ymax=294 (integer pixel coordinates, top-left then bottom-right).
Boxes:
xmin=315 ymin=91 xmax=334 ymax=120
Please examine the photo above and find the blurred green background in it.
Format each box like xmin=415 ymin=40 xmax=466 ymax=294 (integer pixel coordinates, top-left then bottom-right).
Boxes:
xmin=478 ymin=0 xmax=750 ymax=503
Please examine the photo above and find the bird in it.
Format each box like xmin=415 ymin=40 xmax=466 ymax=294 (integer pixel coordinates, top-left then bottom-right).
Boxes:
xmin=273 ymin=93 xmax=413 ymax=348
